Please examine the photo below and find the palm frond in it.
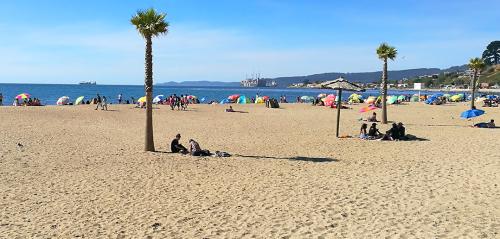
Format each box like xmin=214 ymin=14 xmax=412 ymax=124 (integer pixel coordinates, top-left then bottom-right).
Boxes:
xmin=131 ymin=8 xmax=169 ymax=38
xmin=376 ymin=43 xmax=397 ymax=60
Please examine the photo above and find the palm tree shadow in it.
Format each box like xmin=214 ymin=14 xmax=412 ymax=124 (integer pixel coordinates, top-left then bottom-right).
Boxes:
xmin=235 ymin=154 xmax=338 ymax=163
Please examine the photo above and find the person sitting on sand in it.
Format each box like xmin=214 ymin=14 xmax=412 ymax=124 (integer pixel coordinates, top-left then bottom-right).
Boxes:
xmin=368 ymin=123 xmax=382 ymax=139
xmin=189 ymin=139 xmax=211 ymax=156
xmin=171 ymin=134 xmax=188 ymax=154
xmin=225 ymin=106 xmax=235 ymax=112
xmin=381 ymin=123 xmax=400 ymax=141
xmin=367 ymin=112 xmax=378 ymax=122
xmin=474 ymin=119 xmax=496 ymax=128
xmin=359 ymin=123 xmax=368 ymax=139
xmin=397 ymin=122 xmax=408 ymax=140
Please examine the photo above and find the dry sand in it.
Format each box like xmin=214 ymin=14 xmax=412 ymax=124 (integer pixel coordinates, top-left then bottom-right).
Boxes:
xmin=0 ymin=102 xmax=499 ymax=238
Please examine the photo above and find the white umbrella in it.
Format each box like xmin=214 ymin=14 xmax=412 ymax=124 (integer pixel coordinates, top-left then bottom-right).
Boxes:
xmin=153 ymin=95 xmax=165 ymax=104
xmin=57 ymin=96 xmax=70 ymax=105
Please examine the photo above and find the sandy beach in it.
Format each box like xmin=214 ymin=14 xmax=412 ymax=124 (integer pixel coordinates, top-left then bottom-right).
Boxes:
xmin=1 ymin=103 xmax=499 ymax=238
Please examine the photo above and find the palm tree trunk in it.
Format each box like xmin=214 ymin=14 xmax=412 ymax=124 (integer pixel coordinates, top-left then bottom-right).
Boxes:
xmin=144 ymin=36 xmax=155 ymax=152
xmin=381 ymin=58 xmax=388 ymax=124
xmin=470 ymin=69 xmax=477 ymax=109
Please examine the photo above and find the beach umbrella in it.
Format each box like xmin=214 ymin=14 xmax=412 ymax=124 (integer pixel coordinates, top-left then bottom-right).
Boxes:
xmin=75 ymin=96 xmax=85 ymax=105
xmin=300 ymin=96 xmax=314 ymax=102
xmin=314 ymin=77 xmax=365 ymax=137
xmin=460 ymin=109 xmax=485 ymax=119
xmin=16 ymin=93 xmax=30 ymax=100
xmin=56 ymin=96 xmax=70 ymax=105
xmin=228 ymin=94 xmax=240 ymax=101
xmin=359 ymin=105 xmax=378 ymax=113
xmin=153 ymin=95 xmax=164 ymax=104
xmin=366 ymin=96 xmax=376 ymax=104
xmin=137 ymin=96 xmax=147 ymax=103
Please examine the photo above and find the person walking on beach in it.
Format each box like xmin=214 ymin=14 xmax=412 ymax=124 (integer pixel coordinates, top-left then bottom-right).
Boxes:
xmin=117 ymin=93 xmax=123 ymax=104
xmin=95 ymin=94 xmax=102 ymax=110
xmin=0 ymin=93 xmax=3 ymax=106
xmin=101 ymin=96 xmax=108 ymax=111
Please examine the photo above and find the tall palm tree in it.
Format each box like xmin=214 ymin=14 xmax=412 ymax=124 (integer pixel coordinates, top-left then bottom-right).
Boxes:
xmin=131 ymin=8 xmax=169 ymax=152
xmin=376 ymin=43 xmax=397 ymax=124
xmin=468 ymin=57 xmax=485 ymax=109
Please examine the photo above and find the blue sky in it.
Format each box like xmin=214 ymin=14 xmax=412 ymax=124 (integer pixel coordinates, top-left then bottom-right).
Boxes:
xmin=0 ymin=0 xmax=498 ymax=84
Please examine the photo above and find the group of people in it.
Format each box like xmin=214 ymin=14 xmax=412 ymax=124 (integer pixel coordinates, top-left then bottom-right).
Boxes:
xmin=94 ymin=94 xmax=108 ymax=110
xmin=170 ymin=134 xmax=211 ymax=156
xmin=165 ymin=94 xmax=190 ymax=111
xmin=360 ymin=122 xmax=408 ymax=141
xmin=13 ymin=98 xmax=42 ymax=106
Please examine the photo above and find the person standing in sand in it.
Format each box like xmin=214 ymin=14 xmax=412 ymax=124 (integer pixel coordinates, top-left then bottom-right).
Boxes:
xmin=0 ymin=93 xmax=3 ymax=106
xmin=101 ymin=96 xmax=108 ymax=111
xmin=117 ymin=93 xmax=122 ymax=104
xmin=95 ymin=94 xmax=102 ymax=110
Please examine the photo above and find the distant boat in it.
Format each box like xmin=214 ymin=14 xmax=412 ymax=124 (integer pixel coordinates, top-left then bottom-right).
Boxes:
xmin=79 ymin=81 xmax=96 ymax=85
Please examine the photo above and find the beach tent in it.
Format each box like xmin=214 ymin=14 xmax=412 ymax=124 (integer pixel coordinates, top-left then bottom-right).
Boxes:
xmin=424 ymin=93 xmax=443 ymax=104
xmin=410 ymin=95 xmax=419 ymax=102
xmin=300 ymin=96 xmax=314 ymax=102
xmin=153 ymin=95 xmax=164 ymax=104
xmin=450 ymin=94 xmax=462 ymax=102
xmin=237 ymin=96 xmax=251 ymax=104
xmin=137 ymin=96 xmax=147 ymax=103
xmin=443 ymin=94 xmax=451 ymax=99
xmin=255 ymin=97 xmax=265 ymax=104
xmin=322 ymin=94 xmax=336 ymax=107
xmin=366 ymin=96 xmax=376 ymax=104
xmin=220 ymin=99 xmax=229 ymax=104
xmin=387 ymin=96 xmax=398 ymax=104
xmin=398 ymin=95 xmax=405 ymax=101
xmin=348 ymin=93 xmax=363 ymax=103
xmin=187 ymin=95 xmax=197 ymax=100
xmin=75 ymin=96 xmax=85 ymax=105
xmin=56 ymin=96 xmax=70 ymax=105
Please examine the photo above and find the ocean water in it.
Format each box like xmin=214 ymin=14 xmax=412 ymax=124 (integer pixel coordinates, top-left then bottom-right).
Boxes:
xmin=0 ymin=83 xmax=478 ymax=105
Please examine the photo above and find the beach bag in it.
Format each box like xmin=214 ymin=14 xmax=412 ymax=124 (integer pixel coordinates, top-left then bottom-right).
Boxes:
xmin=215 ymin=151 xmax=231 ymax=157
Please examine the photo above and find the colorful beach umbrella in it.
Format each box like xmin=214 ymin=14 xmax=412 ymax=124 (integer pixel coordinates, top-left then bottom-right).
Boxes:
xmin=16 ymin=93 xmax=30 ymax=99
xmin=56 ymin=96 xmax=70 ymax=105
xmin=75 ymin=96 xmax=85 ymax=105
xmin=137 ymin=96 xmax=147 ymax=103
xmin=460 ymin=109 xmax=485 ymax=119
xmin=153 ymin=95 xmax=164 ymax=104
xmin=359 ymin=105 xmax=378 ymax=113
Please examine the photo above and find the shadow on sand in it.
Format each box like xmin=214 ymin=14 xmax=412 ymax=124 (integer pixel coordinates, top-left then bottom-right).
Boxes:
xmin=235 ymin=154 xmax=338 ymax=163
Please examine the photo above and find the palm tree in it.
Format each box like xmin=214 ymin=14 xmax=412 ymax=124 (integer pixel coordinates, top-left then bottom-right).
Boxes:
xmin=482 ymin=41 xmax=500 ymax=65
xmin=376 ymin=43 xmax=397 ymax=124
xmin=468 ymin=57 xmax=485 ymax=109
xmin=131 ymin=8 xmax=169 ymax=152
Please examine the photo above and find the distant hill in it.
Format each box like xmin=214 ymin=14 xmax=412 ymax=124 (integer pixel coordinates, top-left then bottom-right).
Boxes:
xmin=157 ymin=65 xmax=470 ymax=88
xmin=262 ymin=68 xmax=457 ymax=87
xmin=157 ymin=81 xmax=240 ymax=87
